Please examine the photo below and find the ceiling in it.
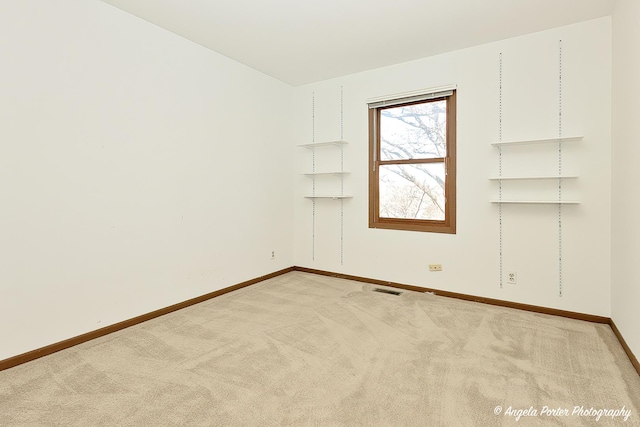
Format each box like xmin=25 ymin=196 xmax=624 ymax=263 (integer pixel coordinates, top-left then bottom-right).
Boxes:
xmin=99 ymin=0 xmax=614 ymax=86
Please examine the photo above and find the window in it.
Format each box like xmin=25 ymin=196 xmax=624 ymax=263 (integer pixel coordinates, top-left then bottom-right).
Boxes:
xmin=368 ymin=89 xmax=456 ymax=233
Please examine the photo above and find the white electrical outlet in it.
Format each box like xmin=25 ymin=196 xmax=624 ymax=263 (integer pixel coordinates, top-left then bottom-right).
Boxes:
xmin=429 ymin=264 xmax=442 ymax=272
xmin=271 ymin=251 xmax=275 ymax=260
xmin=506 ymin=271 xmax=517 ymax=284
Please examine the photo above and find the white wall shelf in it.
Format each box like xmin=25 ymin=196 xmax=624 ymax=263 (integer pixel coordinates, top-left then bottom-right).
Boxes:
xmin=299 ymin=139 xmax=350 ymax=198
xmin=488 ymin=175 xmax=578 ymax=181
xmin=491 ymin=200 xmax=580 ymax=204
xmin=302 ymin=172 xmax=350 ymax=177
xmin=490 ymin=136 xmax=583 ymax=146
xmin=305 ymin=195 xmax=353 ymax=199
xmin=490 ymin=136 xmax=582 ymax=203
xmin=298 ymin=140 xmax=348 ymax=149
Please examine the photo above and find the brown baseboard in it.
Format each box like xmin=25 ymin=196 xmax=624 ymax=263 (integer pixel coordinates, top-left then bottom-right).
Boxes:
xmin=0 ymin=267 xmax=294 ymax=372
xmin=294 ymin=267 xmax=610 ymax=323
xmin=609 ymin=319 xmax=640 ymax=376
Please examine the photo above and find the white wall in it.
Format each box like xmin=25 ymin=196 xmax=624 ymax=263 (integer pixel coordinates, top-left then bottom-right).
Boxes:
xmin=294 ymin=18 xmax=612 ymax=317
xmin=0 ymin=0 xmax=294 ymax=360
xmin=612 ymin=0 xmax=640 ymax=359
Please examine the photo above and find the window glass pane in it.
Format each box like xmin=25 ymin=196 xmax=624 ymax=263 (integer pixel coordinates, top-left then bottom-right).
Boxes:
xmin=380 ymin=100 xmax=447 ymax=161
xmin=379 ymin=163 xmax=445 ymax=220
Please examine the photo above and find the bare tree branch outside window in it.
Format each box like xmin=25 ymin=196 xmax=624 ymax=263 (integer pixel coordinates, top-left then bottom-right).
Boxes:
xmin=379 ymin=100 xmax=447 ymax=220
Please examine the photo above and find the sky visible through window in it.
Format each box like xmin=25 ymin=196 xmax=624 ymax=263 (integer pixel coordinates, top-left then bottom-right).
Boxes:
xmin=379 ymin=100 xmax=447 ymax=220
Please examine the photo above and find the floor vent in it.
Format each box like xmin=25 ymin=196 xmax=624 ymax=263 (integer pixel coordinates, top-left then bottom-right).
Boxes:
xmin=373 ymin=288 xmax=402 ymax=296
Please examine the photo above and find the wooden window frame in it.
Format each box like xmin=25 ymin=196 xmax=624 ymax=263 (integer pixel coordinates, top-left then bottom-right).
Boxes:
xmin=368 ymin=91 xmax=456 ymax=234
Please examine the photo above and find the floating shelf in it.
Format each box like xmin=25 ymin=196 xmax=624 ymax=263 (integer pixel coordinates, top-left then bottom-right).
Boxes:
xmin=302 ymin=172 xmax=350 ymax=177
xmin=305 ymin=195 xmax=353 ymax=200
xmin=490 ymin=136 xmax=583 ymax=146
xmin=298 ymin=140 xmax=348 ymax=148
xmin=488 ymin=175 xmax=578 ymax=181
xmin=491 ymin=200 xmax=580 ymax=204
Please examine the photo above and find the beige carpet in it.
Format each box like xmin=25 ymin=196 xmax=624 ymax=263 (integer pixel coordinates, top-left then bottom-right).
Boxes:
xmin=1 ymin=272 xmax=638 ymax=426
